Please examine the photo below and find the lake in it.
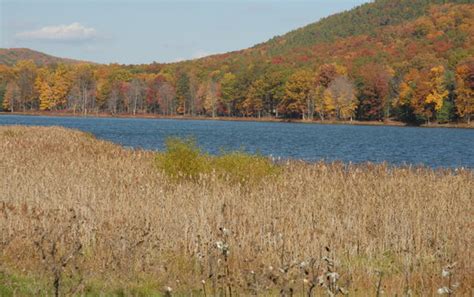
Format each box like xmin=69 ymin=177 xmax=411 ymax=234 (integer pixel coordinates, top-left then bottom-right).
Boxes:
xmin=1 ymin=114 xmax=473 ymax=168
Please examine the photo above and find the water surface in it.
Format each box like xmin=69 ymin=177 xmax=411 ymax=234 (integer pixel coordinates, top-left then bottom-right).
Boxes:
xmin=1 ymin=115 xmax=473 ymax=168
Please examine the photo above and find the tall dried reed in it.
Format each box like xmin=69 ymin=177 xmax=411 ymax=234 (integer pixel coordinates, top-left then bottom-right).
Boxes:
xmin=0 ymin=126 xmax=472 ymax=295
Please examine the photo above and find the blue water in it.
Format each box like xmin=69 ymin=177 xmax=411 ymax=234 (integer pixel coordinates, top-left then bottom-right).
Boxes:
xmin=1 ymin=115 xmax=473 ymax=168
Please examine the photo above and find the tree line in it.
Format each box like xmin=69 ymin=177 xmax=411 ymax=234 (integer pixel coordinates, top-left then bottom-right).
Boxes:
xmin=0 ymin=59 xmax=472 ymax=124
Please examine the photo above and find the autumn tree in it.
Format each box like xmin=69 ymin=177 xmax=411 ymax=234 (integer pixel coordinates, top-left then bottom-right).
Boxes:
xmin=220 ymin=72 xmax=238 ymax=116
xmin=128 ymin=77 xmax=146 ymax=115
xmin=324 ymin=76 xmax=357 ymax=121
xmin=261 ymin=71 xmax=286 ymax=117
xmin=188 ymin=74 xmax=200 ymax=116
xmin=35 ymin=65 xmax=72 ymax=111
xmin=396 ymin=65 xmax=449 ymax=124
xmin=176 ymin=72 xmax=191 ymax=115
xmin=455 ymin=60 xmax=474 ymax=123
xmin=241 ymin=70 xmax=285 ymax=118
xmin=105 ymin=67 xmax=132 ymax=114
xmin=0 ymin=65 xmax=12 ymax=111
xmin=2 ymin=81 xmax=20 ymax=112
xmin=146 ymin=75 xmax=164 ymax=114
xmin=282 ymin=70 xmax=314 ymax=119
xmin=158 ymin=81 xmax=176 ymax=116
xmin=317 ymin=64 xmax=339 ymax=88
xmin=35 ymin=68 xmax=53 ymax=111
xmin=69 ymin=64 xmax=96 ymax=115
xmin=13 ymin=60 xmax=38 ymax=111
xmin=425 ymin=66 xmax=449 ymax=123
xmin=243 ymin=79 xmax=265 ymax=117
xmin=397 ymin=68 xmax=438 ymax=124
xmin=204 ymin=79 xmax=220 ymax=118
xmin=314 ymin=64 xmax=347 ymax=120
xmin=356 ymin=63 xmax=394 ymax=121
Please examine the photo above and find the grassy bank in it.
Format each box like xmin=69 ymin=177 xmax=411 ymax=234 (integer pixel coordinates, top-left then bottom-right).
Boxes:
xmin=0 ymin=126 xmax=472 ymax=296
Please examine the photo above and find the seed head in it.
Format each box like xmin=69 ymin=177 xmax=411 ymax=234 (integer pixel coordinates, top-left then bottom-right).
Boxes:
xmin=437 ymin=287 xmax=452 ymax=295
xmin=299 ymin=261 xmax=308 ymax=268
xmin=327 ymin=272 xmax=339 ymax=283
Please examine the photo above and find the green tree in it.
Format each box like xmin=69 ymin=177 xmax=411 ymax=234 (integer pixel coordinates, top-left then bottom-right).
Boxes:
xmin=220 ymin=72 xmax=238 ymax=115
xmin=283 ymin=70 xmax=314 ymax=119
xmin=176 ymin=72 xmax=191 ymax=115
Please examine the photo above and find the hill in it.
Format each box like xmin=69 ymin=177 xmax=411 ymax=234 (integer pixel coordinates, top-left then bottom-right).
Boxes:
xmin=0 ymin=0 xmax=473 ymax=124
xmin=256 ymin=0 xmax=473 ymax=55
xmin=187 ymin=0 xmax=473 ymax=70
xmin=0 ymin=48 xmax=84 ymax=66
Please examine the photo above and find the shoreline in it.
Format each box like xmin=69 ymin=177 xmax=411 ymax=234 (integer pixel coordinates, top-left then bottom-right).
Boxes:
xmin=1 ymin=111 xmax=473 ymax=129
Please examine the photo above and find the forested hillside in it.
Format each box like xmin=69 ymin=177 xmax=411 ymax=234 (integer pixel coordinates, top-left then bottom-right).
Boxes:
xmin=0 ymin=0 xmax=473 ymax=124
xmin=0 ymin=48 xmax=82 ymax=66
xmin=259 ymin=0 xmax=473 ymax=54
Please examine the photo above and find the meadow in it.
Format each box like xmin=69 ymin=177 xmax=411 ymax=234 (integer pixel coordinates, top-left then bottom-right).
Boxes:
xmin=0 ymin=126 xmax=472 ymax=296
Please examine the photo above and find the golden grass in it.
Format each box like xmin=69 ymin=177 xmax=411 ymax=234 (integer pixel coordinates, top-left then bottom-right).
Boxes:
xmin=0 ymin=126 xmax=472 ymax=296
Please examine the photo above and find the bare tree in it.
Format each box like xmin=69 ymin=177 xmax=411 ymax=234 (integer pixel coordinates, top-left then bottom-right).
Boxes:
xmin=129 ymin=78 xmax=146 ymax=115
xmin=69 ymin=65 xmax=96 ymax=115
xmin=158 ymin=82 xmax=176 ymax=116
xmin=205 ymin=80 xmax=219 ymax=118
xmin=326 ymin=76 xmax=357 ymax=121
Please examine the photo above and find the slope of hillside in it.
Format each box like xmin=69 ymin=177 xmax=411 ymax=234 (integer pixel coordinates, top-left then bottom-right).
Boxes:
xmin=258 ymin=0 xmax=473 ymax=56
xmin=188 ymin=0 xmax=473 ymax=67
xmin=0 ymin=48 xmax=84 ymax=66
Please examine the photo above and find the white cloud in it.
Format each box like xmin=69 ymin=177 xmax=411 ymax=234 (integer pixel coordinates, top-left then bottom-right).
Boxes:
xmin=16 ymin=22 xmax=97 ymax=42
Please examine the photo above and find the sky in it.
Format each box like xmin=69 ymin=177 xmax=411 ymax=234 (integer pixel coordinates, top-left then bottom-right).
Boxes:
xmin=1 ymin=0 xmax=368 ymax=64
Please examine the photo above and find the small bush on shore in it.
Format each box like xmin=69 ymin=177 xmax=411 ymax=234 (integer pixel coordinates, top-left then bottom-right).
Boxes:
xmin=155 ymin=137 xmax=211 ymax=182
xmin=155 ymin=137 xmax=279 ymax=185
xmin=213 ymin=150 xmax=280 ymax=185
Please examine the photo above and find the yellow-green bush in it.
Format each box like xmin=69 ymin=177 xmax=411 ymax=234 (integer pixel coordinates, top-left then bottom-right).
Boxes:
xmin=213 ymin=151 xmax=280 ymax=185
xmin=155 ymin=137 xmax=211 ymax=182
xmin=155 ymin=137 xmax=279 ymax=185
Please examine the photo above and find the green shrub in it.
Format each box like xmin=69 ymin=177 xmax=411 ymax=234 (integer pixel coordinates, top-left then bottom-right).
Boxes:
xmin=155 ymin=137 xmax=211 ymax=182
xmin=213 ymin=151 xmax=280 ymax=185
xmin=155 ymin=137 xmax=280 ymax=185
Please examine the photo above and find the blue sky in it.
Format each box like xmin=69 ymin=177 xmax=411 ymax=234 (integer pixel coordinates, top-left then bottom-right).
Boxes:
xmin=1 ymin=0 xmax=368 ymax=64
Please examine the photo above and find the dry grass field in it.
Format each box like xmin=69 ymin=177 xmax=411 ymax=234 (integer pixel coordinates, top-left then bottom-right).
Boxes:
xmin=0 ymin=126 xmax=472 ymax=296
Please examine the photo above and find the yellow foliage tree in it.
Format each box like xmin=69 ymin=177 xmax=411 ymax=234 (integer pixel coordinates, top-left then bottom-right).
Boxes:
xmin=35 ymin=70 xmax=53 ymax=111
xmin=396 ymin=68 xmax=442 ymax=123
xmin=284 ymin=70 xmax=314 ymax=119
xmin=425 ymin=65 xmax=448 ymax=112
xmin=323 ymin=89 xmax=336 ymax=118
xmin=35 ymin=65 xmax=71 ymax=111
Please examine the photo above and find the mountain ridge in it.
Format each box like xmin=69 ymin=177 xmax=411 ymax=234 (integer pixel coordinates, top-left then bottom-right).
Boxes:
xmin=0 ymin=48 xmax=87 ymax=66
